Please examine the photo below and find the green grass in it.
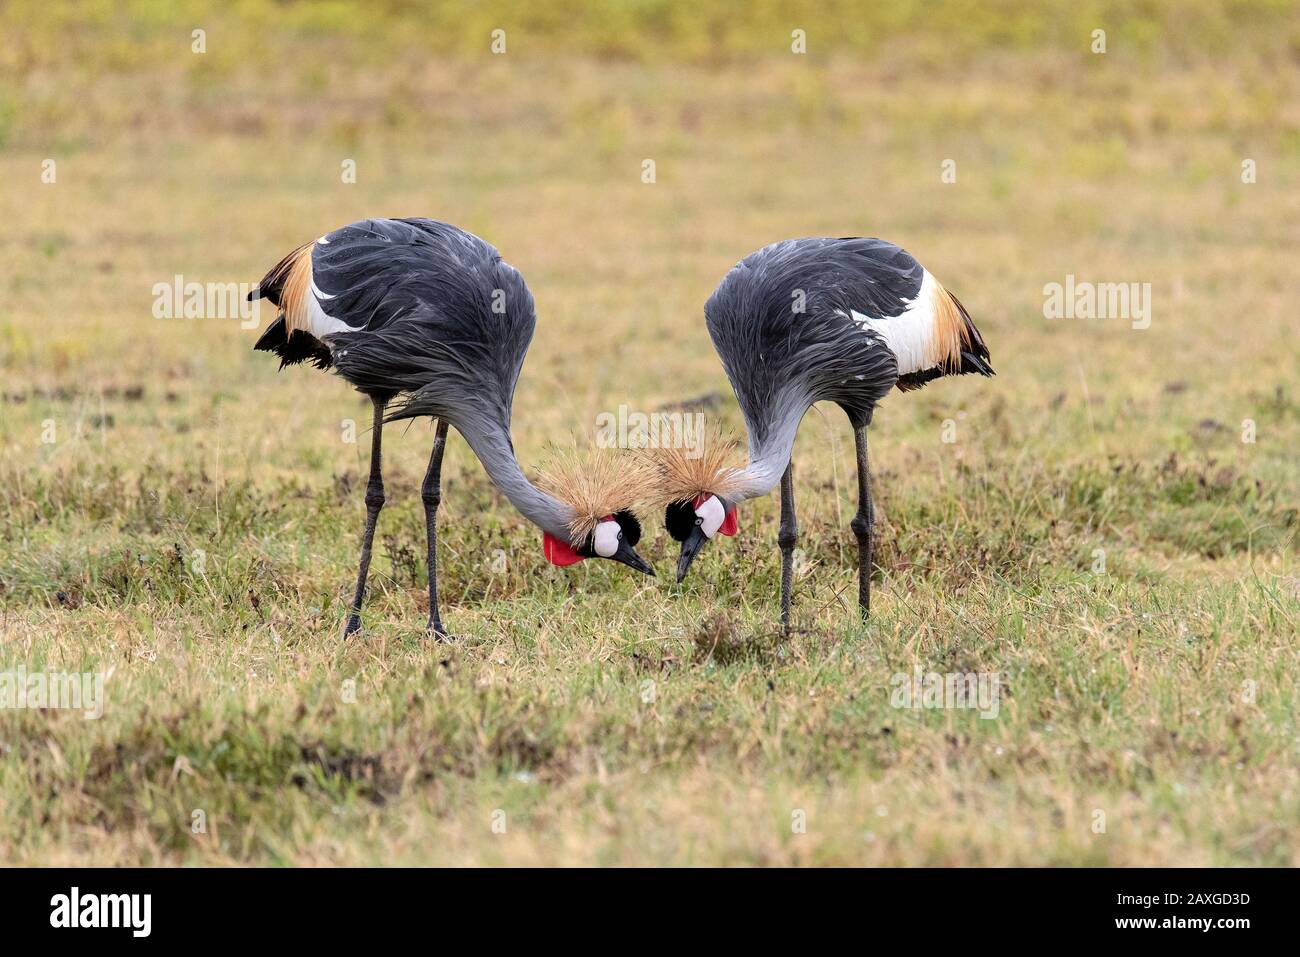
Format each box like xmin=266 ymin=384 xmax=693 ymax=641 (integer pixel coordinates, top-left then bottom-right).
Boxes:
xmin=0 ymin=2 xmax=1298 ymax=865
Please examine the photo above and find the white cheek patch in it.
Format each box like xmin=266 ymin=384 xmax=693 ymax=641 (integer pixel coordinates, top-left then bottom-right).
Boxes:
xmin=697 ymin=495 xmax=726 ymax=538
xmin=593 ymin=520 xmax=621 ymax=558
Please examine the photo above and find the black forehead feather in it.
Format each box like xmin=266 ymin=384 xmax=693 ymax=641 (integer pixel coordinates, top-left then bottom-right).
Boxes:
xmin=613 ymin=509 xmax=642 ymax=547
xmin=664 ymin=499 xmax=696 ymax=542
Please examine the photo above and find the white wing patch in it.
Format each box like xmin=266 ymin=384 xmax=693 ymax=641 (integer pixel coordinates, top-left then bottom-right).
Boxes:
xmin=844 ymin=269 xmax=939 ymax=376
xmin=302 ymin=258 xmax=352 ymax=337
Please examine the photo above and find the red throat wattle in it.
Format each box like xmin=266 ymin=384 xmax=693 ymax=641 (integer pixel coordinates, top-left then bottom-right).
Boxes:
xmin=543 ymin=516 xmax=615 ymax=567
xmin=543 ymin=531 xmax=584 ymax=566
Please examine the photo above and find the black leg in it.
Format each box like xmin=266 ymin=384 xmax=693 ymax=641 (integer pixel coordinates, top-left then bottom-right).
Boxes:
xmin=422 ymin=419 xmax=453 ymax=640
xmin=851 ymin=426 xmax=873 ymax=620
xmin=343 ymin=396 xmax=387 ymax=637
xmin=778 ymin=459 xmax=798 ymax=636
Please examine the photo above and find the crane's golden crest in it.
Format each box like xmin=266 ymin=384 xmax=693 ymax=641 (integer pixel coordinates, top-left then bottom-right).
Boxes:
xmin=534 ymin=448 xmax=656 ymax=542
xmin=646 ymin=429 xmax=747 ymax=504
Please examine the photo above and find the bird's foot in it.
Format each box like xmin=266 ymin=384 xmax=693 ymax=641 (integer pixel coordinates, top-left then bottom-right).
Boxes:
xmin=425 ymin=621 xmax=460 ymax=642
xmin=342 ymin=614 xmax=363 ymax=638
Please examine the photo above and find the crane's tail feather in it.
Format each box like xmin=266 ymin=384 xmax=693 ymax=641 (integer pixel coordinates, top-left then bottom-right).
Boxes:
xmin=249 ymin=241 xmax=332 ymax=369
xmin=931 ymin=283 xmax=992 ymax=375
xmin=252 ymin=315 xmax=332 ymax=370
xmin=961 ymin=348 xmax=995 ymax=377
xmin=896 ymin=284 xmax=993 ymax=392
xmin=253 ymin=316 xmax=286 ymax=351
xmin=248 ymin=241 xmax=313 ymax=306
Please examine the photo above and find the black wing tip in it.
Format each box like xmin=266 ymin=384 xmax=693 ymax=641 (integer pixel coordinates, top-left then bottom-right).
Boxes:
xmin=962 ymin=350 xmax=995 ymax=377
xmin=253 ymin=316 xmax=286 ymax=353
xmin=253 ymin=319 xmax=332 ymax=370
xmin=948 ymin=291 xmax=992 ymax=376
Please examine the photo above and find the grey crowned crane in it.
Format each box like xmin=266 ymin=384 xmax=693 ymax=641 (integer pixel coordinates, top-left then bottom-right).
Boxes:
xmin=659 ymin=237 xmax=993 ymax=631
xmin=249 ymin=218 xmax=653 ymax=640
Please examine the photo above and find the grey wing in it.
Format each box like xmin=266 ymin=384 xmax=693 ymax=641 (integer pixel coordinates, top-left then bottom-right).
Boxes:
xmin=311 ymin=218 xmax=499 ymax=332
xmin=816 ymin=237 xmax=925 ymax=319
xmin=705 ymin=237 xmax=901 ymax=434
xmin=320 ymin=219 xmax=537 ymax=428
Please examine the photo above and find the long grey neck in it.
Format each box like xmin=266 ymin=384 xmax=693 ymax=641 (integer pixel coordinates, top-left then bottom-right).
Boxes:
xmin=731 ymin=395 xmax=807 ymax=502
xmin=457 ymin=417 xmax=575 ymax=540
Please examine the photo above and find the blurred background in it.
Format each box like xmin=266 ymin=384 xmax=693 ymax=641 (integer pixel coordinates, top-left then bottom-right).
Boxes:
xmin=3 ymin=0 xmax=1297 ymax=442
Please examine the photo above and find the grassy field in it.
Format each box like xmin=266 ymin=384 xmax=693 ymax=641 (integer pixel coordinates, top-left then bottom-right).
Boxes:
xmin=1 ymin=2 xmax=1299 ymax=865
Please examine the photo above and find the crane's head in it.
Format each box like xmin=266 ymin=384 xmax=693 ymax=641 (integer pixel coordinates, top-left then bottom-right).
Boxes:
xmin=534 ymin=449 xmax=655 ymax=576
xmin=543 ymin=510 xmax=653 ymax=575
xmin=645 ymin=430 xmax=745 ymax=583
xmin=665 ymin=493 xmax=738 ymax=582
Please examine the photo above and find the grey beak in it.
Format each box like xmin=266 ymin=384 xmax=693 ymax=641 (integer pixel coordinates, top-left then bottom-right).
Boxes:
xmin=675 ymin=526 xmax=709 ymax=583
xmin=612 ymin=538 xmax=655 ymax=576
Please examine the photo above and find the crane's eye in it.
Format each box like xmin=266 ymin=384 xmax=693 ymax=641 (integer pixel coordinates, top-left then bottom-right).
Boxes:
xmin=694 ymin=516 xmax=704 ymax=526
